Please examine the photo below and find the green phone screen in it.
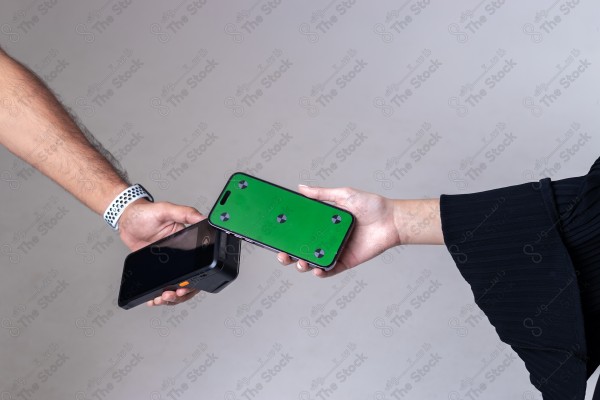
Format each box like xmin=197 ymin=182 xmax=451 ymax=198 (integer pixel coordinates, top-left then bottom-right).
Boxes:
xmin=208 ymin=173 xmax=354 ymax=269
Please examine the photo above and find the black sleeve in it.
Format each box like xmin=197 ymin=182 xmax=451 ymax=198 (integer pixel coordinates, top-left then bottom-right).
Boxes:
xmin=552 ymin=158 xmax=600 ymax=314
xmin=440 ymin=178 xmax=588 ymax=400
xmin=550 ymin=158 xmax=600 ymax=386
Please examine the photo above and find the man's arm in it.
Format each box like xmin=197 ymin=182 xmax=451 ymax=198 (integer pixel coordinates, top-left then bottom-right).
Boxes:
xmin=0 ymin=46 xmax=202 ymax=306
xmin=0 ymin=46 xmax=130 ymax=213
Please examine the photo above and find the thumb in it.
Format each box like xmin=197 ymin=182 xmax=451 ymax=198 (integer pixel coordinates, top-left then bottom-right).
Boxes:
xmin=298 ymin=185 xmax=353 ymax=205
xmin=158 ymin=202 xmax=204 ymax=225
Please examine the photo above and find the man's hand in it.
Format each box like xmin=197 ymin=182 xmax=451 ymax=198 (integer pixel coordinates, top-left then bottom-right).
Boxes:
xmin=0 ymin=47 xmax=209 ymax=307
xmin=118 ymin=199 xmax=204 ymax=306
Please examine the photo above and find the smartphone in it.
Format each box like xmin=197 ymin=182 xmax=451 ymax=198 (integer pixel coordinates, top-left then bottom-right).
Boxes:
xmin=208 ymin=172 xmax=355 ymax=270
xmin=117 ymin=219 xmax=241 ymax=310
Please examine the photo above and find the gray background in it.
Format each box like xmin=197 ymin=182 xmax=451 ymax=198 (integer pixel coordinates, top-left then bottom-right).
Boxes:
xmin=0 ymin=1 xmax=599 ymax=399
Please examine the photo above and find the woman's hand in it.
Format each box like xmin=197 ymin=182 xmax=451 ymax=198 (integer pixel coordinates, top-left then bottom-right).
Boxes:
xmin=277 ymin=185 xmax=443 ymax=278
xmin=277 ymin=185 xmax=401 ymax=278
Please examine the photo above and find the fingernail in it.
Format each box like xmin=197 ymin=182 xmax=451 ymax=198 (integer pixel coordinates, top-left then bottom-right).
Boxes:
xmin=277 ymin=255 xmax=284 ymax=264
xmin=296 ymin=262 xmax=303 ymax=271
xmin=192 ymin=212 xmax=202 ymax=220
xmin=298 ymin=184 xmax=309 ymax=188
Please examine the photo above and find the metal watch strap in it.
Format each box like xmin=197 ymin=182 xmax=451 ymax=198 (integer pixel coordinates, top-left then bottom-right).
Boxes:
xmin=103 ymin=184 xmax=154 ymax=230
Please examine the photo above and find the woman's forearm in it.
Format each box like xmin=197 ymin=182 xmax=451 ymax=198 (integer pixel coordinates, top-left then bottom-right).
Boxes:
xmin=393 ymin=198 xmax=444 ymax=245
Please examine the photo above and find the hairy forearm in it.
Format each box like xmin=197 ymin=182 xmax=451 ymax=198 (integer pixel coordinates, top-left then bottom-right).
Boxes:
xmin=0 ymin=47 xmax=129 ymax=215
xmin=393 ymin=198 xmax=444 ymax=245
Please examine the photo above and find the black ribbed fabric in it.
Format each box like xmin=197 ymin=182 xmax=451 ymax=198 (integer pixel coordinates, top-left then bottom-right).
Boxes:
xmin=440 ymin=169 xmax=595 ymax=399
xmin=550 ymin=157 xmax=600 ymax=399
